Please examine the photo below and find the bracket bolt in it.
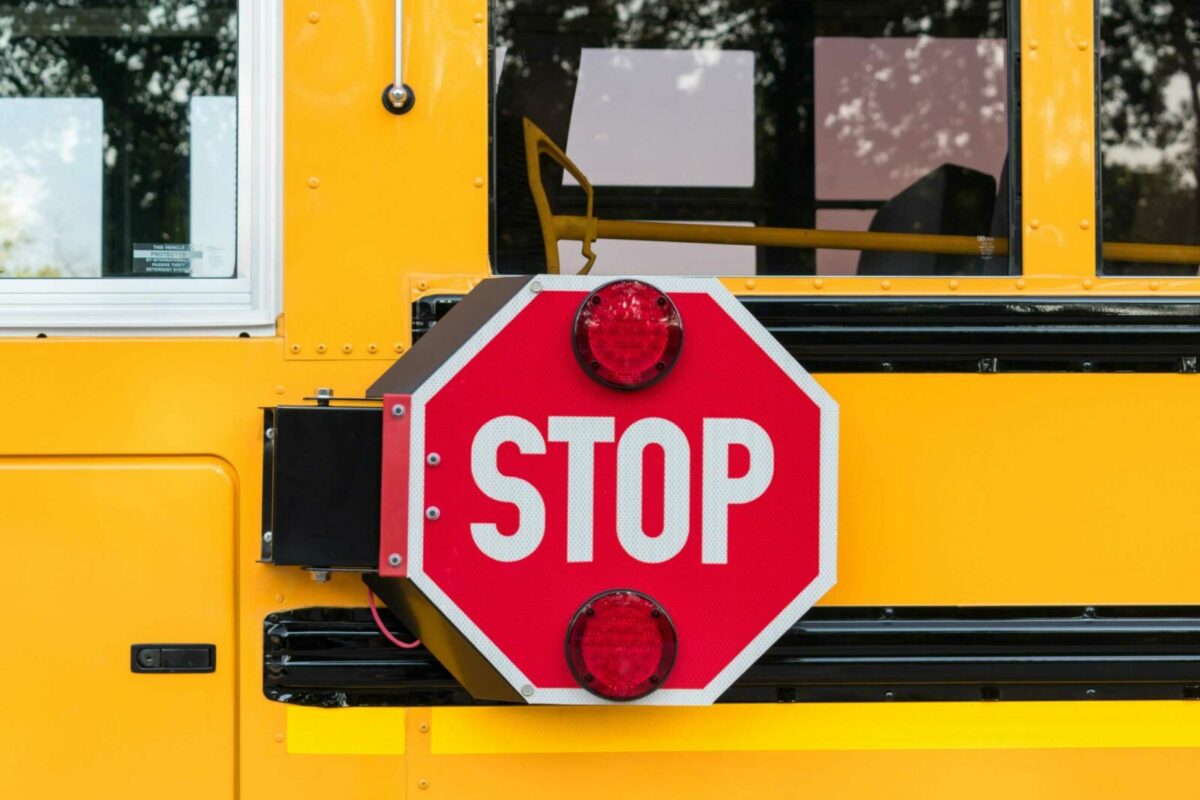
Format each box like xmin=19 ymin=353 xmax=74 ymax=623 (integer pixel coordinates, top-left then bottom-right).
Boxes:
xmin=391 ymin=404 xmax=407 ymax=418
xmin=521 ymin=684 xmax=535 ymax=697
xmin=263 ymin=531 xmax=273 ymax=543
xmin=425 ymin=506 xmax=441 ymax=521
xmin=426 ymin=452 xmax=441 ymax=466
xmin=388 ymin=553 xmax=403 ymax=567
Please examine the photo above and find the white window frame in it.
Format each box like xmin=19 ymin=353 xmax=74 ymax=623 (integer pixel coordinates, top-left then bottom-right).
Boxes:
xmin=0 ymin=1 xmax=282 ymax=336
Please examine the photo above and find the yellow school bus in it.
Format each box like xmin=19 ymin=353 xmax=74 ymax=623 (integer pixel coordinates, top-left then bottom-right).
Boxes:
xmin=4 ymin=0 xmax=1200 ymax=797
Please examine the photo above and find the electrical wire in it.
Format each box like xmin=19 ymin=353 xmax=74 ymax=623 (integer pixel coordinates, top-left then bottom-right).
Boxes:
xmin=368 ymin=588 xmax=422 ymax=649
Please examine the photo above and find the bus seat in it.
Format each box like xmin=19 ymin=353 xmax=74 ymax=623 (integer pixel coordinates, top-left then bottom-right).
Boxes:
xmin=857 ymin=164 xmax=997 ymax=276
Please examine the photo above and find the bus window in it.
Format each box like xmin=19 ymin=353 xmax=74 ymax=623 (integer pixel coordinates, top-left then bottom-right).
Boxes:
xmin=494 ymin=1 xmax=1013 ymax=277
xmin=0 ymin=2 xmax=238 ymax=279
xmin=1099 ymin=0 xmax=1200 ymax=276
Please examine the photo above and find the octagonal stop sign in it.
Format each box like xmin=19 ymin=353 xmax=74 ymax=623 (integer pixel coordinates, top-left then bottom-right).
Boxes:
xmin=365 ymin=275 xmax=837 ymax=705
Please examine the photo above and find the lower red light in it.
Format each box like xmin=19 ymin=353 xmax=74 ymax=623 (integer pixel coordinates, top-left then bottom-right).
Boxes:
xmin=566 ymin=590 xmax=677 ymax=701
xmin=573 ymin=280 xmax=683 ymax=390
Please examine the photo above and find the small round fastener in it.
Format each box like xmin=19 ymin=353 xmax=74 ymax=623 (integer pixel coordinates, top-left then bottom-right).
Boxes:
xmin=275 ymin=385 xmax=285 ymax=395
xmin=419 ymin=722 xmax=430 ymax=733
xmin=307 ymin=11 xmax=320 ymax=23
xmin=1078 ymin=40 xmax=1090 ymax=51
xmin=1016 ymin=279 xmax=1026 ymax=290
xmin=388 ymin=553 xmax=403 ymax=567
xmin=417 ymin=779 xmax=430 ymax=790
xmin=263 ymin=531 xmax=273 ymax=543
xmin=425 ymin=506 xmax=441 ymax=521
xmin=521 ymin=684 xmax=535 ymax=697
xmin=275 ymin=734 xmax=284 ymax=743
xmin=1030 ymin=218 xmax=1040 ymax=230
xmin=948 ymin=279 xmax=959 ymax=290
xmin=368 ymin=343 xmax=378 ymax=354
xmin=391 ymin=403 xmax=407 ymax=418
xmin=474 ymin=12 xmax=484 ymax=22
xmin=394 ymin=343 xmax=406 ymax=354
xmin=1028 ymin=39 xmax=1039 ymax=51
xmin=473 ymin=176 xmax=484 ymax=188
xmin=745 ymin=279 xmax=757 ymax=290
xmin=529 ymin=281 xmax=543 ymax=294
xmin=290 ymin=343 xmax=301 ymax=353
xmin=1150 ymin=281 xmax=1161 ymax=291
xmin=1079 ymin=219 xmax=1091 ymax=230
xmin=880 ymin=280 xmax=892 ymax=290
xmin=316 ymin=343 xmax=327 ymax=354
xmin=307 ymin=176 xmax=320 ymax=189
xmin=813 ymin=278 xmax=824 ymax=290
xmin=426 ymin=452 xmax=442 ymax=467
xmin=382 ymin=83 xmax=416 ymax=115
xmin=342 ymin=343 xmax=353 ymax=354
xmin=1082 ymin=278 xmax=1094 ymax=290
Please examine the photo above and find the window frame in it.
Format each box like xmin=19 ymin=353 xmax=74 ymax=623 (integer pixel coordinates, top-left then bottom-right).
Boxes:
xmin=0 ymin=0 xmax=282 ymax=336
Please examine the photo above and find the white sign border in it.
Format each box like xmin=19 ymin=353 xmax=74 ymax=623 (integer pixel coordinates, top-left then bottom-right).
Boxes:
xmin=406 ymin=275 xmax=838 ymax=705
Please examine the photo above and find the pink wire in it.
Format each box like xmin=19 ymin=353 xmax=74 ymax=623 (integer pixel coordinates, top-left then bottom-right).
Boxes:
xmin=368 ymin=588 xmax=422 ymax=649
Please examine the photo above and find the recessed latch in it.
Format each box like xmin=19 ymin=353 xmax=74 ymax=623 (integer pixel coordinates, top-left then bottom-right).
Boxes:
xmin=131 ymin=644 xmax=216 ymax=673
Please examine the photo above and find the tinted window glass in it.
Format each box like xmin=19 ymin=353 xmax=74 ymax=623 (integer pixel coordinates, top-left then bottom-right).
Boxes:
xmin=1100 ymin=0 xmax=1200 ymax=275
xmin=494 ymin=0 xmax=1012 ymax=277
xmin=0 ymin=1 xmax=237 ymax=278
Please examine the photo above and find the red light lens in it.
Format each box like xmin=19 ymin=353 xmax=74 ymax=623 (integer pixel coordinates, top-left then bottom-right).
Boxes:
xmin=566 ymin=590 xmax=677 ymax=701
xmin=573 ymin=280 xmax=683 ymax=389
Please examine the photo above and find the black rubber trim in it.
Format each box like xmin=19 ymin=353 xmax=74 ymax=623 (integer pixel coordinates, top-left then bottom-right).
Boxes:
xmin=265 ymin=605 xmax=1200 ymax=706
xmin=414 ymin=294 xmax=1200 ymax=373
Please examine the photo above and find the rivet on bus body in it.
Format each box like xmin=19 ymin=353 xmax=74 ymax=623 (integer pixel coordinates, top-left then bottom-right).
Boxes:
xmin=307 ymin=11 xmax=320 ymax=23
xmin=275 ymin=734 xmax=284 ymax=743
xmin=275 ymin=385 xmax=285 ymax=395
xmin=368 ymin=343 xmax=378 ymax=353
xmin=880 ymin=280 xmax=892 ymax=290
xmin=1028 ymin=39 xmax=1039 ymax=51
xmin=418 ymin=780 xmax=430 ymax=790
xmin=1079 ymin=219 xmax=1091 ymax=230
xmin=1150 ymin=281 xmax=1161 ymax=291
xmin=275 ymin=594 xmax=285 ymax=603
xmin=417 ymin=280 xmax=429 ymax=292
xmin=745 ymin=279 xmax=756 ymax=290
xmin=426 ymin=506 xmax=441 ymax=521
xmin=1078 ymin=40 xmax=1090 ymax=51
xmin=307 ymin=176 xmax=320 ymax=189
xmin=290 ymin=344 xmax=301 ymax=353
xmin=474 ymin=176 xmax=484 ymax=188
xmin=474 ymin=12 xmax=484 ymax=23
xmin=419 ymin=722 xmax=430 ymax=733
xmin=813 ymin=278 xmax=824 ymax=290
xmin=1083 ymin=278 xmax=1094 ymax=290
xmin=342 ymin=344 xmax=353 ymax=354
xmin=427 ymin=452 xmax=442 ymax=466
xmin=1016 ymin=279 xmax=1026 ymax=290
xmin=394 ymin=342 xmax=405 ymax=353
xmin=948 ymin=280 xmax=959 ymax=290
xmin=316 ymin=343 xmax=327 ymax=354
xmin=1029 ymin=219 xmax=1040 ymax=230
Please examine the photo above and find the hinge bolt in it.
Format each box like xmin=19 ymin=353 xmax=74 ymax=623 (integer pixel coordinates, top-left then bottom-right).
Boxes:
xmin=388 ymin=553 xmax=403 ymax=567
xmin=391 ymin=403 xmax=407 ymax=418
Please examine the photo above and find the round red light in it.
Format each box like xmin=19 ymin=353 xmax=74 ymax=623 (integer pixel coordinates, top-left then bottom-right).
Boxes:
xmin=566 ymin=590 xmax=677 ymax=701
xmin=573 ymin=280 xmax=683 ymax=390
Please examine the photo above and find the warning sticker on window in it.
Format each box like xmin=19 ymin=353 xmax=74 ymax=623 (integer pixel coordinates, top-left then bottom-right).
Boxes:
xmin=132 ymin=244 xmax=201 ymax=276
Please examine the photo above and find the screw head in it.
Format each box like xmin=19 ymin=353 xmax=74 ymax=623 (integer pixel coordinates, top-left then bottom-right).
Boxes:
xmin=425 ymin=506 xmax=441 ymax=521
xmin=265 ymin=427 xmax=275 ymax=440
xmin=426 ymin=452 xmax=441 ymax=466
xmin=263 ymin=531 xmax=273 ymax=543
xmin=388 ymin=553 xmax=403 ymax=567
xmin=387 ymin=85 xmax=410 ymax=108
xmin=521 ymin=684 xmax=535 ymax=697
xmin=391 ymin=403 xmax=407 ymax=418
xmin=529 ymin=281 xmax=543 ymax=294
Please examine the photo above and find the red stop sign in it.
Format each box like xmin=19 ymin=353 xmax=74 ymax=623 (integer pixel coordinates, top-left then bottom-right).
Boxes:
xmin=377 ymin=276 xmax=837 ymax=705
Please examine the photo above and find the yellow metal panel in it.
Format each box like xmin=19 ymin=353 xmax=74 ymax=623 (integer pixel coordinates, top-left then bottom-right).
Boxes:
xmin=410 ymin=748 xmax=1200 ymax=800
xmin=283 ymin=0 xmax=491 ymax=361
xmin=278 ymin=703 xmax=1200 ymax=756
xmin=288 ymin=706 xmax=406 ymax=755
xmin=1021 ymin=0 xmax=1096 ymax=278
xmin=0 ymin=457 xmax=236 ymax=799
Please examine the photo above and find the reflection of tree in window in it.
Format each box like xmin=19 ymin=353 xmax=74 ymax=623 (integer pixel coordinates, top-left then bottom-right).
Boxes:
xmin=0 ymin=1 xmax=236 ymax=276
xmin=1101 ymin=0 xmax=1200 ymax=275
xmin=494 ymin=0 xmax=1010 ymax=277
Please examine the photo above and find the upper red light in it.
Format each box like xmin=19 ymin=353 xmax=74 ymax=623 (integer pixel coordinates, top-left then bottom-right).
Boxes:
xmin=573 ymin=280 xmax=683 ymax=390
xmin=566 ymin=590 xmax=677 ymax=701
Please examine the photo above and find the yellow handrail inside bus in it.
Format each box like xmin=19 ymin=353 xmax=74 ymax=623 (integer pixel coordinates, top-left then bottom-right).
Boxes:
xmin=522 ymin=119 xmax=1200 ymax=274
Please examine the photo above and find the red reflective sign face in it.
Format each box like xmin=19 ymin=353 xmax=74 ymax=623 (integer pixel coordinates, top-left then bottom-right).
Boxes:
xmin=384 ymin=277 xmax=837 ymax=705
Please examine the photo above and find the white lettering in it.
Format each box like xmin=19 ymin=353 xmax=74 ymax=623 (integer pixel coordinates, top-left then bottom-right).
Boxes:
xmin=547 ymin=416 xmax=615 ymax=562
xmin=616 ymin=418 xmax=690 ymax=564
xmin=469 ymin=416 xmax=546 ymax=562
xmin=701 ymin=418 xmax=774 ymax=564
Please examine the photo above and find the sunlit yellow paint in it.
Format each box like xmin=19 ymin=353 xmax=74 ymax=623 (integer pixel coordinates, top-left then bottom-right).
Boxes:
xmin=288 ymin=706 xmax=406 ymax=755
